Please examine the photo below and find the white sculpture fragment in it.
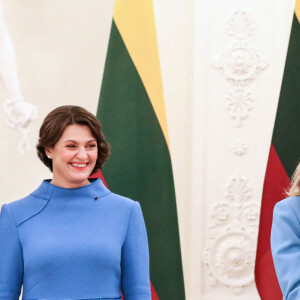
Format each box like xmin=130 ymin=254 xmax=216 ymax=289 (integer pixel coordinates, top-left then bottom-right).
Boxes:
xmin=0 ymin=1 xmax=37 ymax=153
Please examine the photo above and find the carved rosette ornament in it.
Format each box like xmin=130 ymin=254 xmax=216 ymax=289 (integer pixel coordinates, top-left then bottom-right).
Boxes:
xmin=226 ymin=89 xmax=254 ymax=127
xmin=203 ymin=177 xmax=259 ymax=294
xmin=227 ymin=11 xmax=254 ymax=39
xmin=232 ymin=140 xmax=247 ymax=156
xmin=213 ymin=39 xmax=268 ymax=86
xmin=209 ymin=232 xmax=255 ymax=287
xmin=225 ymin=177 xmax=252 ymax=203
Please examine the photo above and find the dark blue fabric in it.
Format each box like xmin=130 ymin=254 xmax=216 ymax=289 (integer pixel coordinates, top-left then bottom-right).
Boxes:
xmin=0 ymin=179 xmax=151 ymax=300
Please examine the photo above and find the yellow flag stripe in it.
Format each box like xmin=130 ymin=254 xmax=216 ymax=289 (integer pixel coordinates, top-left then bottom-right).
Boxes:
xmin=296 ymin=0 xmax=300 ymax=22
xmin=113 ymin=0 xmax=170 ymax=149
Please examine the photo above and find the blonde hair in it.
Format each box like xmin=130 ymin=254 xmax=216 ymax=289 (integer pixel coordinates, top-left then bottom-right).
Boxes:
xmin=287 ymin=162 xmax=300 ymax=197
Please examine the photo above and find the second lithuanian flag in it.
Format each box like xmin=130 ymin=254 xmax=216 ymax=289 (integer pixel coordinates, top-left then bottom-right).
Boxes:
xmin=96 ymin=0 xmax=185 ymax=299
xmin=255 ymin=1 xmax=300 ymax=299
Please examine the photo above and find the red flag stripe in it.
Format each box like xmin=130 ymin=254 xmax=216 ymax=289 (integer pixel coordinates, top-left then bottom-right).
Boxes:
xmin=255 ymin=143 xmax=290 ymax=299
xmin=90 ymin=170 xmax=108 ymax=187
xmin=150 ymin=282 xmax=159 ymax=300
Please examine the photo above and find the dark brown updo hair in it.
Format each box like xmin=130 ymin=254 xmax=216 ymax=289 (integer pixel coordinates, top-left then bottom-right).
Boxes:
xmin=36 ymin=105 xmax=110 ymax=175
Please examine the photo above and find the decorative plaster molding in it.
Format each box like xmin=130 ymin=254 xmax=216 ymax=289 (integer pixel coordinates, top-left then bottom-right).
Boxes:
xmin=205 ymin=231 xmax=255 ymax=287
xmin=203 ymin=177 xmax=259 ymax=294
xmin=239 ymin=202 xmax=260 ymax=228
xmin=227 ymin=11 xmax=254 ymax=39
xmin=225 ymin=89 xmax=254 ymax=127
xmin=204 ymin=9 xmax=267 ymax=296
xmin=225 ymin=177 xmax=252 ymax=203
xmin=211 ymin=202 xmax=232 ymax=225
xmin=213 ymin=38 xmax=268 ymax=86
xmin=232 ymin=140 xmax=248 ymax=156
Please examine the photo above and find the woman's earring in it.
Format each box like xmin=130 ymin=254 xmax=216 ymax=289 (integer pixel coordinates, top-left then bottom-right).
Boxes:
xmin=48 ymin=155 xmax=51 ymax=159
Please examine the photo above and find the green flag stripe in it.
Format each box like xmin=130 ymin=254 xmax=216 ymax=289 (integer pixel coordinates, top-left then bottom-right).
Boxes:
xmin=272 ymin=14 xmax=300 ymax=177
xmin=97 ymin=20 xmax=185 ymax=299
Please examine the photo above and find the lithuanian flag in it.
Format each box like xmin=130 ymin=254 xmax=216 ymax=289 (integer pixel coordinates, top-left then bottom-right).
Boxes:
xmin=255 ymin=2 xmax=300 ymax=299
xmin=95 ymin=0 xmax=185 ymax=299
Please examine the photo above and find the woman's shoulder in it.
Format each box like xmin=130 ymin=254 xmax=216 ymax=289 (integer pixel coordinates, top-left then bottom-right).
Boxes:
xmin=274 ymin=196 xmax=300 ymax=219
xmin=3 ymin=192 xmax=48 ymax=227
xmin=275 ymin=196 xmax=300 ymax=208
xmin=89 ymin=178 xmax=137 ymax=209
xmin=104 ymin=191 xmax=138 ymax=210
xmin=96 ymin=192 xmax=142 ymax=223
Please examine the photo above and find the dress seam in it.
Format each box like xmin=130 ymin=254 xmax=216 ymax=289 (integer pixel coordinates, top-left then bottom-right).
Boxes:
xmin=7 ymin=205 xmax=24 ymax=279
xmin=30 ymin=194 xmax=51 ymax=201
xmin=17 ymin=192 xmax=52 ymax=227
xmin=286 ymin=201 xmax=300 ymax=237
xmin=7 ymin=205 xmax=23 ymax=247
xmin=122 ymin=201 xmax=136 ymax=246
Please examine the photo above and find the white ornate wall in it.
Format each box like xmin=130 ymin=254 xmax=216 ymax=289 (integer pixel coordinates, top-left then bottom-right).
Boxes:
xmin=0 ymin=0 xmax=295 ymax=299
xmin=186 ymin=0 xmax=295 ymax=299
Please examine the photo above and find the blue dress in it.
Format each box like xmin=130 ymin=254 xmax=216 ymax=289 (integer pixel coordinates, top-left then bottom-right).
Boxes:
xmin=0 ymin=178 xmax=151 ymax=300
xmin=271 ymin=196 xmax=300 ymax=300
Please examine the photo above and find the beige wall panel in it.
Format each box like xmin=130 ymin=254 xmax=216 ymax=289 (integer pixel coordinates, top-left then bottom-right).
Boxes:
xmin=0 ymin=0 xmax=114 ymax=201
xmin=153 ymin=0 xmax=194 ymax=297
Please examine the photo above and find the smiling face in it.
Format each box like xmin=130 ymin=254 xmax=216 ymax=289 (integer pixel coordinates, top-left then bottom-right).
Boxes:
xmin=45 ymin=124 xmax=98 ymax=188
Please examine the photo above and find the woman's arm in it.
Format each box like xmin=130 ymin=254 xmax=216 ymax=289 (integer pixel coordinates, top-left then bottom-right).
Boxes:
xmin=271 ymin=199 xmax=300 ymax=299
xmin=121 ymin=201 xmax=151 ymax=300
xmin=0 ymin=204 xmax=23 ymax=300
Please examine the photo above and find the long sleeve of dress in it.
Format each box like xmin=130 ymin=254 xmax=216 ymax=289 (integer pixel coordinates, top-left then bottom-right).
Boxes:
xmin=121 ymin=201 xmax=151 ymax=300
xmin=271 ymin=200 xmax=300 ymax=300
xmin=0 ymin=204 xmax=23 ymax=300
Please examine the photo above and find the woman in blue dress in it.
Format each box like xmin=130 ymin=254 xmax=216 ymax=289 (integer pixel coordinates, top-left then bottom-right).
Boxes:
xmin=0 ymin=105 xmax=151 ymax=300
xmin=271 ymin=163 xmax=300 ymax=300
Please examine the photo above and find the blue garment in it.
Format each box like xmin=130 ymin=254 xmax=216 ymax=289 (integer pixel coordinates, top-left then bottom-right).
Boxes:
xmin=271 ymin=196 xmax=300 ymax=300
xmin=0 ymin=178 xmax=151 ymax=300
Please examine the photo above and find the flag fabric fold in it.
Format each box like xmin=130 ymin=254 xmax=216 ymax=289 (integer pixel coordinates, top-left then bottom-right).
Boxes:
xmin=94 ymin=1 xmax=185 ymax=299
